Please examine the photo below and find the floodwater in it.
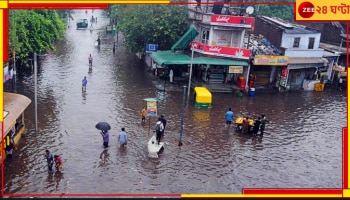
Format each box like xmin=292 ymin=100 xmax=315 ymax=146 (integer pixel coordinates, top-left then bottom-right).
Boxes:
xmin=2 ymin=10 xmax=346 ymax=196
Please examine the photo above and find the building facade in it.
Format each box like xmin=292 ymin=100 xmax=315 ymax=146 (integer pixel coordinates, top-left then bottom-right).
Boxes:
xmin=253 ymin=16 xmax=329 ymax=91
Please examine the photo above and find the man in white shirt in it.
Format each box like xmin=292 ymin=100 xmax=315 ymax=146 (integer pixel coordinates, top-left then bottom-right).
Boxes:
xmin=117 ymin=127 xmax=128 ymax=147
xmin=338 ymin=77 xmax=344 ymax=91
xmin=155 ymin=118 xmax=164 ymax=145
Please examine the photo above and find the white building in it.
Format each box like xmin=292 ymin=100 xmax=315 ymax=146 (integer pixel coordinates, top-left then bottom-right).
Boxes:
xmin=253 ymin=16 xmax=329 ymax=91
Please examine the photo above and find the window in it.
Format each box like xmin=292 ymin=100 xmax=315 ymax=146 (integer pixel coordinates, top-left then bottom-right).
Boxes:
xmin=308 ymin=37 xmax=315 ymax=49
xmin=293 ymin=37 xmax=300 ymax=48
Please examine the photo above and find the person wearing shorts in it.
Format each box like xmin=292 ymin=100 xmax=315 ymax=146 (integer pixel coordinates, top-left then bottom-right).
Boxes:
xmin=225 ymin=108 xmax=234 ymax=128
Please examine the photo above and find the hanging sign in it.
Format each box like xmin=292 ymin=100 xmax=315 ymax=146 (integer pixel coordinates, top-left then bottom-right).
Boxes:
xmin=146 ymin=44 xmax=159 ymax=53
xmin=144 ymin=98 xmax=157 ymax=117
xmin=228 ymin=66 xmax=243 ymax=73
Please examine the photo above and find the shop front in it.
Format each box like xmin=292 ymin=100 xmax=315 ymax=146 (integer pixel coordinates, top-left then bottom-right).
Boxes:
xmin=251 ymin=55 xmax=289 ymax=88
xmin=151 ymin=51 xmax=249 ymax=87
xmin=282 ymin=57 xmax=328 ymax=91
xmin=192 ymin=57 xmax=248 ymax=84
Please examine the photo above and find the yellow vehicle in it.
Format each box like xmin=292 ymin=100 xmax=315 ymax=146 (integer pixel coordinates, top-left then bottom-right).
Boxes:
xmin=235 ymin=117 xmax=254 ymax=133
xmin=194 ymin=87 xmax=212 ymax=108
xmin=1 ymin=92 xmax=31 ymax=162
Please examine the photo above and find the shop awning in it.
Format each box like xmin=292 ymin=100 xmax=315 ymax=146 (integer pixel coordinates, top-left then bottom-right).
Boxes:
xmin=192 ymin=57 xmax=249 ymax=66
xmin=170 ymin=27 xmax=199 ymax=52
xmin=3 ymin=92 xmax=32 ymax=137
xmin=151 ymin=51 xmax=249 ymax=66
xmin=151 ymin=51 xmax=191 ymax=65
xmin=288 ymin=57 xmax=329 ymax=64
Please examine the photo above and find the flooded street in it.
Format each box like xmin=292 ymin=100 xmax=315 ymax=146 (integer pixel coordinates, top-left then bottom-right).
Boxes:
xmin=2 ymin=9 xmax=346 ymax=196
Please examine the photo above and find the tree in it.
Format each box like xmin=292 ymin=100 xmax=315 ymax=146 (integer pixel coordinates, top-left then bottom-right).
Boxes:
xmin=251 ymin=0 xmax=294 ymax=21
xmin=109 ymin=4 xmax=189 ymax=53
xmin=9 ymin=10 xmax=66 ymax=68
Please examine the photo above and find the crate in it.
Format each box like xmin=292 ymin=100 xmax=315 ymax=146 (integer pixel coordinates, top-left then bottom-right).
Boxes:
xmin=314 ymin=83 xmax=325 ymax=92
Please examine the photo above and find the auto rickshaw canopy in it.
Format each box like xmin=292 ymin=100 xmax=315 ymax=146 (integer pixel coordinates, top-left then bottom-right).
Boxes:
xmin=194 ymin=87 xmax=212 ymax=104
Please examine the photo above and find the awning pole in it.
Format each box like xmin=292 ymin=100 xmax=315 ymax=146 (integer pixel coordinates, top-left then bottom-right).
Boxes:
xmin=187 ymin=46 xmax=194 ymax=97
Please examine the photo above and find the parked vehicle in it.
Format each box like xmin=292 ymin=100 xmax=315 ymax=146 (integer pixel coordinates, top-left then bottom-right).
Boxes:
xmin=194 ymin=87 xmax=212 ymax=108
xmin=1 ymin=92 xmax=31 ymax=162
xmin=76 ymin=19 xmax=88 ymax=29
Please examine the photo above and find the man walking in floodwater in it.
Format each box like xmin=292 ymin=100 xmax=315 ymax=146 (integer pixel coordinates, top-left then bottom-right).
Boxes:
xmin=117 ymin=127 xmax=128 ymax=147
xmin=45 ymin=150 xmax=54 ymax=172
xmin=141 ymin=107 xmax=147 ymax=122
xmin=88 ymin=54 xmax=93 ymax=66
xmin=82 ymin=76 xmax=87 ymax=92
xmin=260 ymin=114 xmax=269 ymax=137
xmin=155 ymin=118 xmax=164 ymax=145
xmin=225 ymin=108 xmax=234 ymax=128
xmin=160 ymin=115 xmax=167 ymax=137
xmin=253 ymin=116 xmax=262 ymax=136
xmin=101 ymin=130 xmax=109 ymax=148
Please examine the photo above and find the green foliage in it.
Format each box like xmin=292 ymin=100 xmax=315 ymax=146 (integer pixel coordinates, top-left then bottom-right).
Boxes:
xmin=110 ymin=2 xmax=295 ymax=53
xmin=256 ymin=4 xmax=294 ymax=21
xmin=9 ymin=10 xmax=66 ymax=66
xmin=110 ymin=4 xmax=189 ymax=53
xmin=239 ymin=0 xmax=295 ymax=21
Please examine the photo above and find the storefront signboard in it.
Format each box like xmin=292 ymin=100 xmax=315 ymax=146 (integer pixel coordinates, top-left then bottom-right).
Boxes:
xmin=254 ymin=55 xmax=289 ymax=66
xmin=280 ymin=67 xmax=288 ymax=87
xmin=191 ymin=41 xmax=251 ymax=59
xmin=229 ymin=66 xmax=243 ymax=74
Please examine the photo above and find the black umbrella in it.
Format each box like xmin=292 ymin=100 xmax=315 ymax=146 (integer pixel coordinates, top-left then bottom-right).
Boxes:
xmin=95 ymin=122 xmax=111 ymax=131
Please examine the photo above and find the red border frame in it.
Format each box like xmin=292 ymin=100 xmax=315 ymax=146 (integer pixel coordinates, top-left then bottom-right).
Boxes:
xmin=1 ymin=1 xmax=347 ymax=198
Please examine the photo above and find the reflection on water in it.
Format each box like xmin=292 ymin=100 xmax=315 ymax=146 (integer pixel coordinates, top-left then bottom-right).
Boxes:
xmin=99 ymin=149 xmax=110 ymax=167
xmin=3 ymin=9 xmax=346 ymax=195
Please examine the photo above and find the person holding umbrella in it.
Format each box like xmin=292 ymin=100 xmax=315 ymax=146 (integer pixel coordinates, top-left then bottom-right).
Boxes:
xmin=95 ymin=122 xmax=111 ymax=148
xmin=101 ymin=130 xmax=109 ymax=148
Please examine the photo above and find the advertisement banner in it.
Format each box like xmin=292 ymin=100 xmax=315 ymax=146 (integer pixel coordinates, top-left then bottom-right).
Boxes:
xmin=281 ymin=67 xmax=288 ymax=78
xmin=210 ymin=15 xmax=255 ymax=31
xmin=254 ymin=55 xmax=289 ymax=66
xmin=146 ymin=101 xmax=157 ymax=117
xmin=191 ymin=41 xmax=251 ymax=59
xmin=280 ymin=67 xmax=289 ymax=87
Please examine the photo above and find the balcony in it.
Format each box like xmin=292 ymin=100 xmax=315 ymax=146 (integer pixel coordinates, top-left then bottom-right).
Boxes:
xmin=188 ymin=9 xmax=255 ymax=30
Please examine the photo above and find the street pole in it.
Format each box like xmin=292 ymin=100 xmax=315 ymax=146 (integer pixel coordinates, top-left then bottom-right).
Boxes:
xmin=187 ymin=46 xmax=194 ymax=98
xmin=34 ymin=53 xmax=38 ymax=133
xmin=164 ymin=78 xmax=166 ymax=93
xmin=179 ymin=86 xmax=187 ymax=146
xmin=116 ymin=28 xmax=119 ymax=47
xmin=13 ymin=50 xmax=16 ymax=77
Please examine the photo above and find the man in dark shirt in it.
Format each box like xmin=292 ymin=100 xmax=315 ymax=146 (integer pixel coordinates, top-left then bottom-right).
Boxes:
xmin=253 ymin=117 xmax=261 ymax=136
xmin=160 ymin=115 xmax=167 ymax=137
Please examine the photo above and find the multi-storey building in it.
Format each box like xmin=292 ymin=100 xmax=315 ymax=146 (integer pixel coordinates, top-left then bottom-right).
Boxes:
xmin=150 ymin=2 xmax=255 ymax=91
xmin=252 ymin=16 xmax=329 ymax=91
xmin=186 ymin=2 xmax=254 ymax=87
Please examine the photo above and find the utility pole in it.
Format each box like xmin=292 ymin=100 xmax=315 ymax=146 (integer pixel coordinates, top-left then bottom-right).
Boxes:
xmin=187 ymin=45 xmax=194 ymax=98
xmin=179 ymin=86 xmax=187 ymax=146
xmin=34 ymin=53 xmax=38 ymax=132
